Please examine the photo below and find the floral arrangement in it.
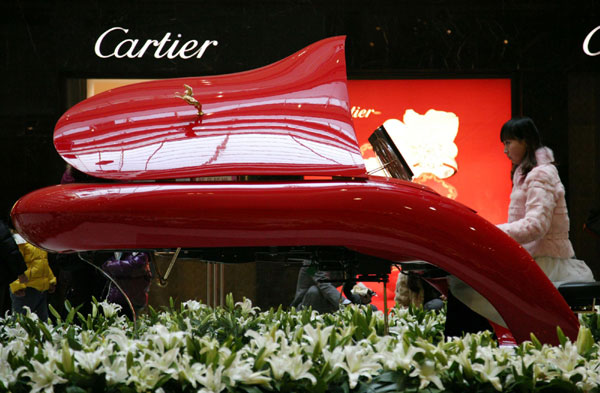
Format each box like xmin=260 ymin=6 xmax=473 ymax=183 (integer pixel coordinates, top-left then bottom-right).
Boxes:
xmin=1 ymin=295 xmax=599 ymax=392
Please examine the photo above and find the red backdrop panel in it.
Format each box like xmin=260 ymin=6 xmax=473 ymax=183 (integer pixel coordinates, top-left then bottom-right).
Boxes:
xmin=348 ymin=79 xmax=512 ymax=224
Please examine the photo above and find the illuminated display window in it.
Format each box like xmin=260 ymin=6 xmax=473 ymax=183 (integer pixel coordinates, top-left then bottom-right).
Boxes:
xmin=87 ymin=79 xmax=151 ymax=97
xmin=348 ymin=79 xmax=512 ymax=224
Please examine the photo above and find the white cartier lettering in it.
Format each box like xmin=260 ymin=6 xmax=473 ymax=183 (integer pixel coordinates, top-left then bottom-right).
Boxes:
xmin=94 ymin=27 xmax=218 ymax=59
xmin=583 ymin=25 xmax=600 ymax=56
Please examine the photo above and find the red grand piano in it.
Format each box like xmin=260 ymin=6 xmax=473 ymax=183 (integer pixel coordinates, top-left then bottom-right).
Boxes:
xmin=11 ymin=36 xmax=587 ymax=345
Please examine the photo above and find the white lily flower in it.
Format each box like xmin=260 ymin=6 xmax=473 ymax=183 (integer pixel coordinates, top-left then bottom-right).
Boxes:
xmin=197 ymin=337 xmax=222 ymax=356
xmin=267 ymin=352 xmax=316 ymax=385
xmin=388 ymin=323 xmax=409 ymax=337
xmin=6 ymin=335 xmax=28 ymax=358
xmin=182 ymin=299 xmax=206 ymax=312
xmin=145 ymin=346 xmax=180 ymax=376
xmin=74 ymin=347 xmax=106 ymax=374
xmin=50 ymin=328 xmax=66 ymax=343
xmin=302 ymin=324 xmax=334 ymax=355
xmin=287 ymin=354 xmax=317 ymax=384
xmin=147 ymin=325 xmax=186 ymax=352
xmin=548 ymin=342 xmax=587 ymax=381
xmin=516 ymin=352 xmax=540 ymax=376
xmin=24 ymin=359 xmax=68 ymax=393
xmin=493 ymin=345 xmax=516 ymax=361
xmin=245 ymin=330 xmax=280 ymax=358
xmin=576 ymin=364 xmax=600 ymax=392
xmin=105 ymin=327 xmax=137 ymax=353
xmin=0 ymin=363 xmax=27 ymax=388
xmin=127 ymin=363 xmax=164 ymax=391
xmin=451 ymin=348 xmax=476 ymax=377
xmin=100 ymin=352 xmax=129 ymax=385
xmin=99 ymin=301 xmax=121 ymax=318
xmin=0 ymin=345 xmax=27 ymax=387
xmin=323 ymin=346 xmax=345 ymax=369
xmin=4 ymin=325 xmax=28 ymax=342
xmin=383 ymin=341 xmax=423 ymax=371
xmin=224 ymin=357 xmax=271 ymax=386
xmin=22 ymin=306 xmax=39 ymax=322
xmin=409 ymin=359 xmax=444 ymax=390
xmin=218 ymin=344 xmax=233 ymax=360
xmin=279 ymin=338 xmax=302 ymax=358
xmin=79 ymin=330 xmax=101 ymax=350
xmin=471 ymin=351 xmax=506 ymax=391
xmin=534 ymin=361 xmax=552 ymax=380
xmin=5 ymin=336 xmax=27 ymax=358
xmin=267 ymin=353 xmax=291 ymax=380
xmin=235 ymin=298 xmax=260 ymax=316
xmin=197 ymin=365 xmax=227 ymax=393
xmin=336 ymin=324 xmax=356 ymax=341
xmin=371 ymin=335 xmax=394 ymax=355
xmin=42 ymin=341 xmax=62 ymax=366
xmin=176 ymin=355 xmax=206 ymax=388
xmin=414 ymin=338 xmax=439 ymax=355
xmin=338 ymin=346 xmax=382 ymax=388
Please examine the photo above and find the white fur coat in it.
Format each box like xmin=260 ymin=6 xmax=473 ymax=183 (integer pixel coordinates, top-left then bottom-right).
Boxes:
xmin=497 ymin=147 xmax=574 ymax=258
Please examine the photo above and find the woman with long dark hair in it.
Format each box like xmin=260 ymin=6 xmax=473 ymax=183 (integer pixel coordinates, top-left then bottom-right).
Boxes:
xmin=496 ymin=117 xmax=592 ymax=282
xmin=447 ymin=117 xmax=594 ymax=334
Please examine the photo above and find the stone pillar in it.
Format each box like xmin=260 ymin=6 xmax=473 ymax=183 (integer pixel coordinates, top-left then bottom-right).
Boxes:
xmin=568 ymin=73 xmax=600 ymax=278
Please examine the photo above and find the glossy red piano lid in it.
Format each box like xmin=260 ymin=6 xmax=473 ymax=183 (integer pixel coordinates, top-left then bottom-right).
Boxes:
xmin=54 ymin=36 xmax=366 ymax=180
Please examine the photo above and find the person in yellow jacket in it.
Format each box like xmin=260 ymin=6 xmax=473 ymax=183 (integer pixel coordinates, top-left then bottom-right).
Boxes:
xmin=9 ymin=233 xmax=56 ymax=321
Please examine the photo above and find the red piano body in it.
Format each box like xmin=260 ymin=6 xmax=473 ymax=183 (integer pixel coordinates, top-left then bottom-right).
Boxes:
xmin=11 ymin=36 xmax=578 ymax=345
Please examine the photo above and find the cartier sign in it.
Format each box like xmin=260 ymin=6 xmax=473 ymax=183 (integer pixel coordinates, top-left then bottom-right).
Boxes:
xmin=94 ymin=27 xmax=218 ymax=59
xmin=583 ymin=25 xmax=600 ymax=56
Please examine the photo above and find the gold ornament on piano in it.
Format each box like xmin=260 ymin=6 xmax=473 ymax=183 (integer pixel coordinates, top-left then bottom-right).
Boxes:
xmin=175 ymin=84 xmax=204 ymax=116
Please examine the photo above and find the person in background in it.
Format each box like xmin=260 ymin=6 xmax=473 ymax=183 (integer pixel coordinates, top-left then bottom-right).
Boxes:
xmin=291 ymin=262 xmax=375 ymax=313
xmin=0 ymin=219 xmax=28 ymax=314
xmin=9 ymin=230 xmax=56 ymax=321
xmin=343 ymin=280 xmax=377 ymax=310
xmin=395 ymin=272 xmax=443 ymax=311
xmin=446 ymin=117 xmax=594 ymax=336
xmin=290 ymin=265 xmax=345 ymax=313
xmin=102 ymin=252 xmax=152 ymax=320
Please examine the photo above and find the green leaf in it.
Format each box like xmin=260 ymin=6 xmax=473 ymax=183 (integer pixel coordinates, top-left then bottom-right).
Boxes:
xmin=37 ymin=321 xmax=52 ymax=342
xmin=223 ymin=351 xmax=237 ymax=369
xmin=48 ymin=304 xmax=62 ymax=324
xmin=66 ymin=386 xmax=87 ymax=393
xmin=375 ymin=371 xmax=398 ymax=384
xmin=254 ymin=347 xmax=267 ymax=370
xmin=126 ymin=351 xmax=134 ymax=370
xmin=66 ymin=327 xmax=82 ymax=350
xmin=238 ymin=386 xmax=264 ymax=393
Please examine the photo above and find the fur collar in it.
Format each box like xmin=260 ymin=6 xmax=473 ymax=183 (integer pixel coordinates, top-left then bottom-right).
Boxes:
xmin=514 ymin=146 xmax=555 ymax=184
xmin=535 ymin=147 xmax=554 ymax=165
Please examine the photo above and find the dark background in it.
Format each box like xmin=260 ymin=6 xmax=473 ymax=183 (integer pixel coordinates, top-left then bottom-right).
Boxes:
xmin=1 ymin=0 xmax=599 ymax=308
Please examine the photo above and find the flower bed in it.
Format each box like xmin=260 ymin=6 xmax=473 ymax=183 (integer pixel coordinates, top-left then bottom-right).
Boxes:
xmin=1 ymin=295 xmax=599 ymax=392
